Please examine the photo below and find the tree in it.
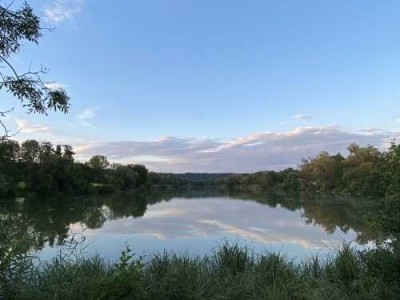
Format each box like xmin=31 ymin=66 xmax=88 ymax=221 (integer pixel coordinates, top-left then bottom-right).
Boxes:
xmin=0 ymin=2 xmax=70 ymax=140
xmin=111 ymin=165 xmax=138 ymax=191
xmin=20 ymin=139 xmax=40 ymax=163
xmin=62 ymin=145 xmax=75 ymax=161
xmin=300 ymin=152 xmax=344 ymax=192
xmin=128 ymin=164 xmax=148 ymax=186
xmin=0 ymin=139 xmax=19 ymax=163
xmin=384 ymin=141 xmax=400 ymax=194
xmin=88 ymin=155 xmax=109 ymax=170
xmin=38 ymin=142 xmax=53 ymax=164
xmin=87 ymin=155 xmax=109 ymax=183
xmin=342 ymin=144 xmax=384 ymax=195
xmin=106 ymin=165 xmax=149 ymax=191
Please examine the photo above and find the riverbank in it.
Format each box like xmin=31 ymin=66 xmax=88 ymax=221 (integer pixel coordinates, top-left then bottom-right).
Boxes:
xmin=2 ymin=241 xmax=400 ymax=300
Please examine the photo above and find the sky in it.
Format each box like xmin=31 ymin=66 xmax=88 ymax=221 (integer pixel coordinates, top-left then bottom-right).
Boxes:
xmin=2 ymin=0 xmax=400 ymax=172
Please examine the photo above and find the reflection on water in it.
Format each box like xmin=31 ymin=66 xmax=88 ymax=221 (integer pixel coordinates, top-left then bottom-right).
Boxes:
xmin=0 ymin=190 xmax=381 ymax=260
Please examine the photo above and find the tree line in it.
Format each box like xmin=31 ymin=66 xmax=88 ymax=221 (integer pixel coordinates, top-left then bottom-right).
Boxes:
xmin=2 ymin=139 xmax=400 ymax=198
xmin=0 ymin=139 xmax=149 ymax=195
xmin=216 ymin=142 xmax=400 ymax=197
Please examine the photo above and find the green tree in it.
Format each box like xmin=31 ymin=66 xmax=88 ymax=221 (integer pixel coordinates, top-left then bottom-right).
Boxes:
xmin=342 ymin=144 xmax=384 ymax=195
xmin=280 ymin=168 xmax=301 ymax=192
xmin=300 ymin=152 xmax=344 ymax=192
xmin=0 ymin=139 xmax=20 ymax=193
xmin=384 ymin=142 xmax=400 ymax=194
xmin=0 ymin=2 xmax=70 ymax=140
xmin=110 ymin=165 xmax=138 ymax=191
xmin=62 ymin=145 xmax=75 ymax=161
xmin=87 ymin=155 xmax=110 ymax=184
xmin=128 ymin=164 xmax=148 ymax=186
xmin=0 ymin=171 xmax=10 ymax=195
xmin=38 ymin=142 xmax=54 ymax=164
xmin=88 ymin=155 xmax=110 ymax=170
xmin=20 ymin=139 xmax=40 ymax=163
xmin=0 ymin=139 xmax=19 ymax=163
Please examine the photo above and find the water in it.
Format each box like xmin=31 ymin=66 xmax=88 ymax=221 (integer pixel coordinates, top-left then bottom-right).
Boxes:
xmin=1 ymin=190 xmax=378 ymax=262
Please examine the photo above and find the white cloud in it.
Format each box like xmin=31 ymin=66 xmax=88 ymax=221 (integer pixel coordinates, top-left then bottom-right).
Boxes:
xmin=294 ymin=114 xmax=314 ymax=120
xmin=72 ymin=126 xmax=398 ymax=173
xmin=74 ymin=199 xmax=359 ymax=252
xmin=44 ymin=0 xmax=83 ymax=24
xmin=66 ymin=122 xmax=79 ymax=127
xmin=15 ymin=119 xmax=51 ymax=134
xmin=78 ymin=107 xmax=96 ymax=127
xmin=45 ymin=82 xmax=66 ymax=91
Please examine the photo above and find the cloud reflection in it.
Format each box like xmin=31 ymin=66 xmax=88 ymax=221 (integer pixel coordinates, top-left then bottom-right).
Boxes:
xmin=72 ymin=198 xmax=359 ymax=251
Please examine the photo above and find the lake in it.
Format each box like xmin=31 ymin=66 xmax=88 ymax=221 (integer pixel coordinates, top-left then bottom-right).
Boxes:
xmin=1 ymin=189 xmax=378 ymax=262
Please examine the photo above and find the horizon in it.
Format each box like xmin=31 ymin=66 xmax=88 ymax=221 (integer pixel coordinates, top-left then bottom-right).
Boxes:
xmin=3 ymin=0 xmax=400 ymax=172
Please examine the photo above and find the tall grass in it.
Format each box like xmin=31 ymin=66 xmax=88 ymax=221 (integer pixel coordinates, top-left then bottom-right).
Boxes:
xmin=3 ymin=241 xmax=400 ymax=300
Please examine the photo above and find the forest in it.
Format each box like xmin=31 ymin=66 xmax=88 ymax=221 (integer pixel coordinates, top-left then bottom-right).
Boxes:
xmin=216 ymin=142 xmax=400 ymax=197
xmin=0 ymin=139 xmax=149 ymax=195
xmin=2 ymin=139 xmax=400 ymax=200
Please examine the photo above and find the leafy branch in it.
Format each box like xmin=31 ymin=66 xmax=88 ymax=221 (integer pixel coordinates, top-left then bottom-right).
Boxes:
xmin=0 ymin=1 xmax=70 ymax=140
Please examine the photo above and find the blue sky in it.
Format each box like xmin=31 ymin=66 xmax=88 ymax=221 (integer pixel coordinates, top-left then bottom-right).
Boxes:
xmin=2 ymin=0 xmax=400 ymax=172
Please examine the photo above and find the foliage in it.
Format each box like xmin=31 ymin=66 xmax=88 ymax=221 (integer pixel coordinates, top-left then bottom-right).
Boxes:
xmin=148 ymin=172 xmax=230 ymax=188
xmin=0 ymin=214 xmax=35 ymax=299
xmin=8 ymin=140 xmax=398 ymax=198
xmin=87 ymin=155 xmax=109 ymax=170
xmin=87 ymin=155 xmax=109 ymax=184
xmin=216 ymin=142 xmax=400 ymax=199
xmin=0 ymin=2 xmax=70 ymax=139
xmin=0 ymin=139 xmax=149 ymax=194
xmin=2 ymin=242 xmax=400 ymax=299
xmin=216 ymin=168 xmax=301 ymax=193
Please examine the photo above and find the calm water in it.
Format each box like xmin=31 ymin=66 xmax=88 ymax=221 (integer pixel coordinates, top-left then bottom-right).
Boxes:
xmin=1 ymin=190 xmax=378 ymax=262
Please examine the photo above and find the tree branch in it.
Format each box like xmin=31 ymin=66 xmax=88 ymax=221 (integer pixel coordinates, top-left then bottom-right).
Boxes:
xmin=0 ymin=54 xmax=20 ymax=79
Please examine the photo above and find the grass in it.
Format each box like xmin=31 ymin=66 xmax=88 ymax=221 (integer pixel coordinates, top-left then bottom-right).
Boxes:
xmin=2 ymin=241 xmax=400 ymax=300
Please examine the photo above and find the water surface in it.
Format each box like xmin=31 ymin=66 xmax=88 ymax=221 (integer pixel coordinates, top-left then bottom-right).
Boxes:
xmin=1 ymin=190 xmax=378 ymax=261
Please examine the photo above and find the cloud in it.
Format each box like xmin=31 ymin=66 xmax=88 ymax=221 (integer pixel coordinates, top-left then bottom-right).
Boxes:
xmin=44 ymin=0 xmax=83 ymax=24
xmin=15 ymin=119 xmax=51 ymax=134
xmin=293 ymin=114 xmax=314 ymax=120
xmin=358 ymin=128 xmax=387 ymax=134
xmin=78 ymin=108 xmax=96 ymax=127
xmin=45 ymin=82 xmax=66 ymax=91
xmin=74 ymin=198 xmax=358 ymax=253
xmin=72 ymin=126 xmax=398 ymax=173
xmin=66 ymin=122 xmax=79 ymax=127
